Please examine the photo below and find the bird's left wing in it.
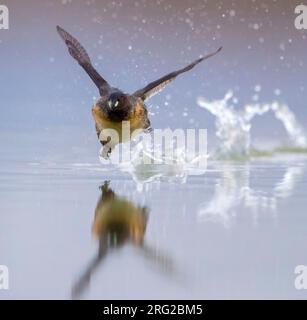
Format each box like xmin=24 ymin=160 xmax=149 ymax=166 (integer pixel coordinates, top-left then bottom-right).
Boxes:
xmin=133 ymin=47 xmax=222 ymax=101
xmin=56 ymin=25 xmax=111 ymax=96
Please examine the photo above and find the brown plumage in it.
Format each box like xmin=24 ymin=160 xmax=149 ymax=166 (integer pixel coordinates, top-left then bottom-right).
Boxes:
xmin=71 ymin=181 xmax=177 ymax=299
xmin=71 ymin=181 xmax=149 ymax=298
xmin=56 ymin=25 xmax=222 ymax=159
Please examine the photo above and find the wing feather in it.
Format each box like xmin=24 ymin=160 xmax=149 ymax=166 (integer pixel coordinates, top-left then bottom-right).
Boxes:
xmin=56 ymin=26 xmax=110 ymax=96
xmin=134 ymin=47 xmax=222 ymax=101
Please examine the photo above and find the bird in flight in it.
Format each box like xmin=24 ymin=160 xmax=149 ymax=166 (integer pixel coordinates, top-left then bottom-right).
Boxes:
xmin=56 ymin=26 xmax=222 ymax=159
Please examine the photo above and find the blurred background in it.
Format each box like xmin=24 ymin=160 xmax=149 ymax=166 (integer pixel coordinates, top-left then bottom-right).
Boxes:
xmin=0 ymin=0 xmax=306 ymax=163
xmin=1 ymin=1 xmax=307 ymax=300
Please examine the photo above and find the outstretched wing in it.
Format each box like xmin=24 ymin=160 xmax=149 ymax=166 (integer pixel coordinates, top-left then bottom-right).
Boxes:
xmin=56 ymin=26 xmax=111 ymax=96
xmin=133 ymin=47 xmax=222 ymax=101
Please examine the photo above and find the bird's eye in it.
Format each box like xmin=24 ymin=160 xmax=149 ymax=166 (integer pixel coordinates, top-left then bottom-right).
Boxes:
xmin=114 ymin=100 xmax=119 ymax=107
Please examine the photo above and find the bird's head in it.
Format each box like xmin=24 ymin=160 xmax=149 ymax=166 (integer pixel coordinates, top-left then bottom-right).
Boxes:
xmin=107 ymin=92 xmax=126 ymax=110
xmin=95 ymin=91 xmax=133 ymax=122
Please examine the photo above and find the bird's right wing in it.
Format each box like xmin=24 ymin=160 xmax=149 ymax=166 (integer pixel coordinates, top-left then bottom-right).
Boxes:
xmin=56 ymin=26 xmax=111 ymax=96
xmin=133 ymin=47 xmax=222 ymax=101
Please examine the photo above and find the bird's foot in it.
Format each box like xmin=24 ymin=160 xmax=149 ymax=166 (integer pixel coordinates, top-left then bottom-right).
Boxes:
xmin=100 ymin=145 xmax=112 ymax=160
xmin=144 ymin=126 xmax=153 ymax=133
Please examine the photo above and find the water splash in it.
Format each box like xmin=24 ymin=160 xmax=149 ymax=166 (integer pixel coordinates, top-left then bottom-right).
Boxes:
xmin=97 ymin=91 xmax=307 ymax=183
xmin=197 ymin=91 xmax=307 ymax=159
xmin=99 ymin=134 xmax=208 ymax=184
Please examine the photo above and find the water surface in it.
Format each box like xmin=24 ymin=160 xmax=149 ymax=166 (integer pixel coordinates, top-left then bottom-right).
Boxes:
xmin=1 ymin=155 xmax=307 ymax=299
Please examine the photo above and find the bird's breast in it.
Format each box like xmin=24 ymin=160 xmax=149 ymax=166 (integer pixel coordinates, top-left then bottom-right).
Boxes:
xmin=92 ymin=102 xmax=148 ymax=143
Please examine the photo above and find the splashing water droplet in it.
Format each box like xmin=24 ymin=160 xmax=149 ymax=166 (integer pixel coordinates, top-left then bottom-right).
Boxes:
xmin=197 ymin=91 xmax=307 ymax=159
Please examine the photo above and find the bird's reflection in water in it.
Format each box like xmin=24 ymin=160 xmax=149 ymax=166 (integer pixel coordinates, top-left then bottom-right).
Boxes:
xmin=72 ymin=181 xmax=174 ymax=299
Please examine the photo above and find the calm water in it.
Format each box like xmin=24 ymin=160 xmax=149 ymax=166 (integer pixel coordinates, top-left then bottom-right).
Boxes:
xmin=1 ymin=154 xmax=307 ymax=299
